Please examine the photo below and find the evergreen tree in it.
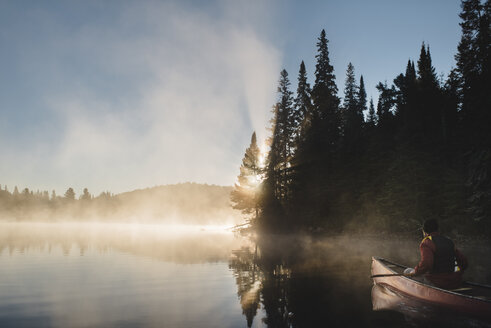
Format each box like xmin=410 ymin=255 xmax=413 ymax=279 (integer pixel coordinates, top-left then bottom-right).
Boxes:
xmin=293 ymin=61 xmax=313 ymax=146
xmin=277 ymin=69 xmax=296 ymax=168
xmin=357 ymin=75 xmax=368 ymax=119
xmin=261 ymin=70 xmax=296 ymax=229
xmin=456 ymin=0 xmax=491 ymax=143
xmin=64 ymin=187 xmax=75 ymax=200
xmin=266 ymin=70 xmax=295 ymax=203
xmin=455 ymin=0 xmax=491 ymax=233
xmin=375 ymin=82 xmax=396 ymax=126
xmin=416 ymin=43 xmax=441 ymax=140
xmin=417 ymin=43 xmax=438 ymax=86
xmin=342 ymin=63 xmax=358 ymax=114
xmin=310 ymin=29 xmax=340 ymax=163
xmin=51 ymin=190 xmax=56 ymax=200
xmin=342 ymin=63 xmax=363 ymax=151
xmin=367 ymin=98 xmax=377 ymax=126
xmin=81 ymin=188 xmax=92 ymax=201
xmin=393 ymin=60 xmax=417 ymax=131
xmin=231 ymin=132 xmax=262 ymax=221
xmin=442 ymin=68 xmax=461 ymax=142
xmin=291 ymin=29 xmax=340 ymax=226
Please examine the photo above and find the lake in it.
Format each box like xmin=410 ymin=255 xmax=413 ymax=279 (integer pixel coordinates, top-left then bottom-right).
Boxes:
xmin=0 ymin=222 xmax=490 ymax=327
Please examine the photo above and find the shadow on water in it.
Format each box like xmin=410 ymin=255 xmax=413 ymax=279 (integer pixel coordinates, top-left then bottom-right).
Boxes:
xmin=229 ymin=233 xmax=491 ymax=328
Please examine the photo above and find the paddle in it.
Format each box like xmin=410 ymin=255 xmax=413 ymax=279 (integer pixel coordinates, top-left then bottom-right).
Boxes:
xmin=370 ymin=273 xmax=408 ymax=278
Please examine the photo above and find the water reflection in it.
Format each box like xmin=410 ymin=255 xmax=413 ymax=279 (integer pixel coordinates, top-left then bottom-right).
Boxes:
xmin=230 ymin=234 xmax=491 ymax=328
xmin=0 ymin=222 xmax=249 ymax=328
xmin=229 ymin=235 xmax=375 ymax=327
xmin=0 ymin=222 xmax=241 ymax=263
xmin=229 ymin=246 xmax=263 ymax=327
xmin=1 ymin=223 xmax=490 ymax=327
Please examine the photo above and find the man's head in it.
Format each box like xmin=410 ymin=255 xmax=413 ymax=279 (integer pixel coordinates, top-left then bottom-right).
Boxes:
xmin=423 ymin=219 xmax=438 ymax=234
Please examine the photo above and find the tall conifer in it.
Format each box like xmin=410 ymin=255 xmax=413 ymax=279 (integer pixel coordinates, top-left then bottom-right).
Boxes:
xmin=311 ymin=29 xmax=340 ymax=162
xmin=294 ymin=61 xmax=313 ymax=146
xmin=266 ymin=70 xmax=295 ymax=203
xmin=342 ymin=63 xmax=363 ymax=151
xmin=231 ymin=132 xmax=262 ymax=221
xmin=367 ymin=98 xmax=377 ymax=126
xmin=358 ymin=75 xmax=368 ymax=118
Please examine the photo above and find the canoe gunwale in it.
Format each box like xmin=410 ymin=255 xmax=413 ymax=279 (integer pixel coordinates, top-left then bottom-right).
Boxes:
xmin=372 ymin=256 xmax=491 ymax=304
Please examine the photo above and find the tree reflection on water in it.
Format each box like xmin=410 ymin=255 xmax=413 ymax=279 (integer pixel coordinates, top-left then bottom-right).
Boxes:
xmin=229 ymin=246 xmax=263 ymax=327
xmin=229 ymin=235 xmax=374 ymax=328
xmin=229 ymin=234 xmax=491 ymax=328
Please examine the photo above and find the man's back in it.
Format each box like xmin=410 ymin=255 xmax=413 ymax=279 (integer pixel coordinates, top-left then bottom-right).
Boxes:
xmin=431 ymin=234 xmax=456 ymax=273
xmin=415 ymin=232 xmax=468 ymax=289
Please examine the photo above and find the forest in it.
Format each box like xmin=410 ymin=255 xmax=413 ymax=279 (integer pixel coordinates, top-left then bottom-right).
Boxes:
xmin=231 ymin=0 xmax=491 ymax=236
xmin=0 ymin=183 xmax=239 ymax=224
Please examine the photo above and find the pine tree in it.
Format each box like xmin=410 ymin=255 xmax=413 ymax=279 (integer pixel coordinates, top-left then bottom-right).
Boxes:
xmin=456 ymin=0 xmax=491 ymax=143
xmin=394 ymin=60 xmax=417 ymax=130
xmin=343 ymin=63 xmax=358 ymax=111
xmin=416 ymin=43 xmax=442 ymax=140
xmin=231 ymin=132 xmax=262 ymax=221
xmin=261 ymin=70 xmax=296 ymax=229
xmin=358 ymin=75 xmax=368 ymax=119
xmin=367 ymin=98 xmax=377 ymax=126
xmin=64 ymin=187 xmax=75 ymax=200
xmin=293 ymin=61 xmax=313 ymax=146
xmin=310 ymin=29 xmax=340 ymax=163
xmin=292 ymin=29 xmax=340 ymax=226
xmin=375 ymin=82 xmax=395 ymax=126
xmin=456 ymin=0 xmax=491 ymax=233
xmin=456 ymin=0 xmax=482 ymax=99
xmin=81 ymin=188 xmax=92 ymax=201
xmin=442 ymin=68 xmax=461 ymax=142
xmin=278 ymin=69 xmax=296 ymax=167
xmin=267 ymin=70 xmax=295 ymax=203
xmin=417 ymin=43 xmax=438 ymax=86
xmin=342 ymin=63 xmax=363 ymax=151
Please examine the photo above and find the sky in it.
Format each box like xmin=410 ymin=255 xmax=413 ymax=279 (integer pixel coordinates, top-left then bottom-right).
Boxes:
xmin=0 ymin=0 xmax=462 ymax=196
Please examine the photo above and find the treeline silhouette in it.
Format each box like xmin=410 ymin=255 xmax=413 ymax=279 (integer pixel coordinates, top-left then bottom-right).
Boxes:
xmin=0 ymin=183 xmax=239 ymax=224
xmin=232 ymin=0 xmax=491 ymax=235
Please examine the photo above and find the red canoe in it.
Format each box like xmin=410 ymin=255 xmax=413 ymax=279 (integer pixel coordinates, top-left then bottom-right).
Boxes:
xmin=371 ymin=256 xmax=491 ymax=318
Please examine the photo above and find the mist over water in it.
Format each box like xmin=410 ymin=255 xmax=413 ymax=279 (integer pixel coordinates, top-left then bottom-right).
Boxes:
xmin=1 ymin=222 xmax=490 ymax=327
xmin=0 ymin=222 xmax=250 ymax=328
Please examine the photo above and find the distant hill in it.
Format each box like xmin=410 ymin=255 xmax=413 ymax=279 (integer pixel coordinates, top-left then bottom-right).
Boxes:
xmin=114 ymin=183 xmax=241 ymax=224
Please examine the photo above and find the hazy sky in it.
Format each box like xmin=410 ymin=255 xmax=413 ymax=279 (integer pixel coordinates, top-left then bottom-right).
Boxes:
xmin=0 ymin=0 xmax=461 ymax=195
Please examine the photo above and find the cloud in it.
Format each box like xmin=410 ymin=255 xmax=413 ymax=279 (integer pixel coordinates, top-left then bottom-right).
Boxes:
xmin=3 ymin=1 xmax=281 ymax=194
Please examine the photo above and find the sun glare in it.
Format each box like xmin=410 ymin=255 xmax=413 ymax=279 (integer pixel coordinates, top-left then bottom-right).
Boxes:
xmin=259 ymin=140 xmax=268 ymax=168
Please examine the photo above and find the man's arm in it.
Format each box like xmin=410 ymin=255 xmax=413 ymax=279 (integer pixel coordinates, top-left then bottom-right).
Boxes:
xmin=414 ymin=240 xmax=434 ymax=275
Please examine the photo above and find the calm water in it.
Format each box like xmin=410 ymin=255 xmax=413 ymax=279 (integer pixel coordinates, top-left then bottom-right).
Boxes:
xmin=0 ymin=222 xmax=490 ymax=328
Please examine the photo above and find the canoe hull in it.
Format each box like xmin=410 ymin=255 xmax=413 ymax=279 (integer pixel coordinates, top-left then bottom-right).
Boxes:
xmin=371 ymin=257 xmax=491 ymax=318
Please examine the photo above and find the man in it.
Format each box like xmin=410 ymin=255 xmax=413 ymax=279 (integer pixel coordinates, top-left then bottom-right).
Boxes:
xmin=404 ymin=219 xmax=468 ymax=289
